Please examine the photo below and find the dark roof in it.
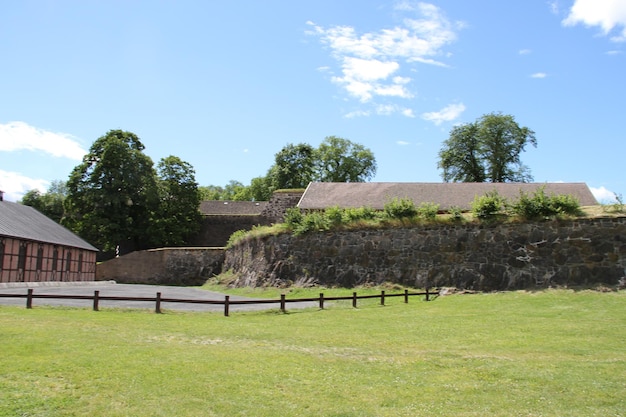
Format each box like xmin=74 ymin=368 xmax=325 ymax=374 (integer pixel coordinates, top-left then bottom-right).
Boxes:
xmin=297 ymin=182 xmax=598 ymax=211
xmin=0 ymin=201 xmax=98 ymax=251
xmin=199 ymin=200 xmax=267 ymax=215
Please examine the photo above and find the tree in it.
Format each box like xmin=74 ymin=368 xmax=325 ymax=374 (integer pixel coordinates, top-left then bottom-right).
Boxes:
xmin=153 ymin=156 xmax=202 ymax=246
xmin=438 ymin=112 xmax=537 ymax=183
xmin=64 ymin=130 xmax=158 ymax=253
xmin=315 ymin=136 xmax=377 ymax=182
xmin=269 ymin=143 xmax=316 ymax=189
xmin=20 ymin=180 xmax=68 ymax=223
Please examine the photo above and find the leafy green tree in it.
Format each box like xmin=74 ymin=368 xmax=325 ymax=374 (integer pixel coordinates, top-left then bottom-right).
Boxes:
xmin=248 ymin=176 xmax=273 ymax=201
xmin=198 ymin=185 xmax=225 ymax=200
xmin=438 ymin=112 xmax=537 ymax=183
xmin=64 ymin=130 xmax=158 ymax=253
xmin=437 ymin=123 xmax=485 ymax=182
xmin=20 ymin=180 xmax=67 ymax=223
xmin=153 ymin=156 xmax=202 ymax=246
xmin=316 ymin=136 xmax=377 ymax=182
xmin=269 ymin=143 xmax=316 ymax=189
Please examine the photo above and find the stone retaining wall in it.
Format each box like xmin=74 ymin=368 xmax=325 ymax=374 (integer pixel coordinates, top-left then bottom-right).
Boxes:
xmin=96 ymin=248 xmax=224 ymax=286
xmin=223 ymin=216 xmax=626 ymax=291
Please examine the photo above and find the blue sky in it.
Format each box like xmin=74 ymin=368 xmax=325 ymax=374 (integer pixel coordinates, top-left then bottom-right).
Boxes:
xmin=1 ymin=0 xmax=625 ymax=203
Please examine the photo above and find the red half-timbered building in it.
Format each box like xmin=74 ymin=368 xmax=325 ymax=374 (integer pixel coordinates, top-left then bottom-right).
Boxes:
xmin=0 ymin=192 xmax=98 ymax=283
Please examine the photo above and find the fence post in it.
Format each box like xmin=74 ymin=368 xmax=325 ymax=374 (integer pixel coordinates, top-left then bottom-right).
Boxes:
xmin=26 ymin=288 xmax=33 ymax=309
xmin=380 ymin=290 xmax=385 ymax=306
xmin=352 ymin=292 xmax=357 ymax=308
xmin=319 ymin=293 xmax=324 ymax=309
xmin=224 ymin=295 xmax=230 ymax=317
xmin=93 ymin=290 xmax=99 ymax=311
xmin=425 ymin=286 xmax=430 ymax=302
xmin=280 ymin=294 xmax=286 ymax=313
xmin=155 ymin=292 xmax=162 ymax=314
xmin=404 ymin=289 xmax=409 ymax=303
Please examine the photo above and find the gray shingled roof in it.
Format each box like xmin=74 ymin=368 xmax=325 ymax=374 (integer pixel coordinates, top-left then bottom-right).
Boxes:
xmin=0 ymin=201 xmax=98 ymax=251
xmin=199 ymin=200 xmax=267 ymax=215
xmin=297 ymin=182 xmax=598 ymax=211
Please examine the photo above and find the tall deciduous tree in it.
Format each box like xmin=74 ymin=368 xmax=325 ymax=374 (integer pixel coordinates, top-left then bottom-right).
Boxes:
xmin=153 ymin=156 xmax=202 ymax=246
xmin=20 ymin=180 xmax=68 ymax=223
xmin=315 ymin=136 xmax=377 ymax=182
xmin=438 ymin=112 xmax=537 ymax=183
xmin=269 ymin=143 xmax=316 ymax=189
xmin=64 ymin=130 xmax=158 ymax=253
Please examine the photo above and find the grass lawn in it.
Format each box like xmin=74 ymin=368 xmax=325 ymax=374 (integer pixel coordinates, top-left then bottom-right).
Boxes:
xmin=1 ymin=289 xmax=624 ymax=416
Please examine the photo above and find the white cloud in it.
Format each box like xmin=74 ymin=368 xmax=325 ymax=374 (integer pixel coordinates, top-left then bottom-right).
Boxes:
xmin=531 ymin=72 xmax=548 ymax=78
xmin=590 ymin=186 xmax=618 ymax=203
xmin=396 ymin=140 xmax=410 ymax=145
xmin=0 ymin=121 xmax=86 ymax=160
xmin=307 ymin=2 xmax=460 ymax=108
xmin=344 ymin=110 xmax=371 ymax=118
xmin=0 ymin=169 xmax=49 ymax=202
xmin=519 ymin=49 xmax=532 ymax=55
xmin=606 ymin=50 xmax=623 ymax=55
xmin=563 ymin=0 xmax=626 ymax=42
xmin=421 ymin=102 xmax=466 ymax=125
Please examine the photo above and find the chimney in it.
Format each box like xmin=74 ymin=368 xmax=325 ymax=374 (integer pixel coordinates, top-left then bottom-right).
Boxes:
xmin=0 ymin=190 xmax=3 ymax=201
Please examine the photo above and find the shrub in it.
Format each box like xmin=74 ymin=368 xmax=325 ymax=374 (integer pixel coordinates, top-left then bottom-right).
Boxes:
xmin=471 ymin=190 xmax=508 ymax=220
xmin=324 ymin=205 xmax=344 ymax=227
xmin=512 ymin=187 xmax=581 ymax=220
xmin=416 ymin=202 xmax=440 ymax=220
xmin=284 ymin=207 xmax=303 ymax=228
xmin=448 ymin=206 xmax=464 ymax=222
xmin=343 ymin=206 xmax=378 ymax=222
xmin=384 ymin=197 xmax=417 ymax=219
xmin=293 ymin=211 xmax=330 ymax=236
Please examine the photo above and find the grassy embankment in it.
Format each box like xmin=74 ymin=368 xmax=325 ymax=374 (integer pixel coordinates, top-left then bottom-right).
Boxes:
xmin=1 ymin=289 xmax=625 ymax=416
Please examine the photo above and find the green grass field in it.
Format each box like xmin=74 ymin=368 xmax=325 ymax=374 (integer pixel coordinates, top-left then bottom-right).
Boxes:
xmin=1 ymin=289 xmax=624 ymax=416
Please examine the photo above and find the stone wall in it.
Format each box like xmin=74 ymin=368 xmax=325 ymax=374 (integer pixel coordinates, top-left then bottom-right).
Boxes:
xmin=189 ymin=215 xmax=269 ymax=247
xmin=260 ymin=191 xmax=304 ymax=222
xmin=96 ymin=248 xmax=224 ymax=286
xmin=223 ymin=216 xmax=626 ymax=291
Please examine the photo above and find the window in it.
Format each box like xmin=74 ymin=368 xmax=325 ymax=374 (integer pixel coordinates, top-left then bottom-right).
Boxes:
xmin=65 ymin=251 xmax=72 ymax=272
xmin=18 ymin=243 xmax=27 ymax=271
xmin=0 ymin=240 xmax=4 ymax=271
xmin=52 ymin=247 xmax=58 ymax=271
xmin=36 ymin=245 xmax=44 ymax=271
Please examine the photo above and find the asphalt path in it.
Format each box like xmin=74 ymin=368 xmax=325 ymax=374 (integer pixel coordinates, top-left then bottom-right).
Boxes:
xmin=0 ymin=282 xmax=318 ymax=313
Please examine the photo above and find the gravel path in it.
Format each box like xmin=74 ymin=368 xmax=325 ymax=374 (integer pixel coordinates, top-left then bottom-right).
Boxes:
xmin=0 ymin=281 xmax=317 ymax=313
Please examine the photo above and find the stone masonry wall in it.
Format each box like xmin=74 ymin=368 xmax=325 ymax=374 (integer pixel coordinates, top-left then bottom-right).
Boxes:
xmin=223 ymin=216 xmax=626 ymax=290
xmin=96 ymin=248 xmax=224 ymax=286
xmin=260 ymin=191 xmax=304 ymax=223
xmin=189 ymin=215 xmax=269 ymax=247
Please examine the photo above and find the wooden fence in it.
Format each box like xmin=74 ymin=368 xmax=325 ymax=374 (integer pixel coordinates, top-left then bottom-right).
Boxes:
xmin=0 ymin=288 xmax=436 ymax=316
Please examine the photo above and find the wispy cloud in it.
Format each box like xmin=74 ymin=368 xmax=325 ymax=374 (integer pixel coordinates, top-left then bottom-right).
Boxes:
xmin=307 ymin=2 xmax=461 ymax=116
xmin=0 ymin=169 xmax=49 ymax=202
xmin=519 ymin=49 xmax=532 ymax=55
xmin=396 ymin=140 xmax=410 ymax=146
xmin=0 ymin=121 xmax=86 ymax=160
xmin=531 ymin=72 xmax=548 ymax=78
xmin=421 ymin=102 xmax=466 ymax=125
xmin=606 ymin=50 xmax=623 ymax=55
xmin=563 ymin=0 xmax=626 ymax=42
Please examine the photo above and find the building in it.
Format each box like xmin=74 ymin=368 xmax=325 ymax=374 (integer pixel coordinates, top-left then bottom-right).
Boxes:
xmin=297 ymin=182 xmax=598 ymax=211
xmin=0 ymin=191 xmax=98 ymax=283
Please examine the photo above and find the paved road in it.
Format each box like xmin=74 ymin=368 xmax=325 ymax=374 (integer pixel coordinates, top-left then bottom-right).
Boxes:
xmin=0 ymin=282 xmax=317 ymax=313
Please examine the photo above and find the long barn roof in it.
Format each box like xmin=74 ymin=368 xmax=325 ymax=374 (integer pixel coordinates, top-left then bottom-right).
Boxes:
xmin=297 ymin=182 xmax=598 ymax=211
xmin=0 ymin=201 xmax=98 ymax=251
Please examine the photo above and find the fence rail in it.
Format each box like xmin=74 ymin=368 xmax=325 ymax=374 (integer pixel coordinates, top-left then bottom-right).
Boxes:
xmin=0 ymin=288 xmax=436 ymax=317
